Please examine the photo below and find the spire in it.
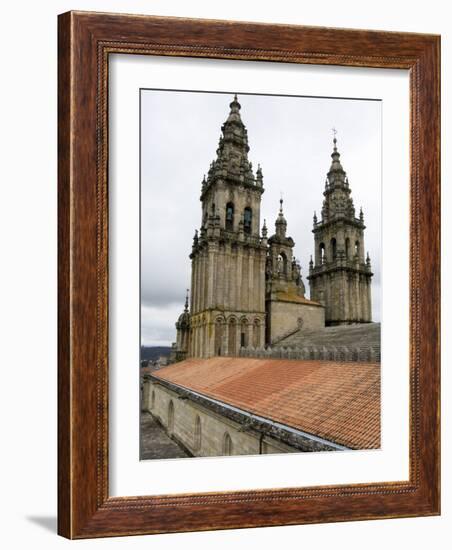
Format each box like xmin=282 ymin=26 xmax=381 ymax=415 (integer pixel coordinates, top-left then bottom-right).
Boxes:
xmin=329 ymin=128 xmax=345 ymax=175
xmin=316 ymin=130 xmax=357 ymax=222
xmin=275 ymin=198 xmax=287 ymax=238
xmin=184 ymin=288 xmax=189 ymax=312
xmin=225 ymin=93 xmax=242 ymax=124
xmin=261 ymin=218 xmax=268 ymax=238
xmin=256 ymin=163 xmax=263 ymax=187
xmin=201 ymin=94 xmax=264 ymax=195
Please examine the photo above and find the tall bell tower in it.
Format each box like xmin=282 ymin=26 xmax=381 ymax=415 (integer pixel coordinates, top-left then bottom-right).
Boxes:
xmin=185 ymin=95 xmax=267 ymax=357
xmin=308 ymin=133 xmax=373 ymax=325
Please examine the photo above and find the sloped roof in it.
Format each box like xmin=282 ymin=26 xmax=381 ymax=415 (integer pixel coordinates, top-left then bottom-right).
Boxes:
xmin=152 ymin=357 xmax=380 ymax=449
xmin=273 ymin=290 xmax=323 ymax=306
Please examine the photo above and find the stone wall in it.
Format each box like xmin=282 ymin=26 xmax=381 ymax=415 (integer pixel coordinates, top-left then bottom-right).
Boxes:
xmin=267 ymin=299 xmax=325 ymax=344
xmin=142 ymin=376 xmax=342 ymax=455
xmin=240 ymin=344 xmax=380 ymax=363
xmin=143 ymin=379 xmax=299 ymax=457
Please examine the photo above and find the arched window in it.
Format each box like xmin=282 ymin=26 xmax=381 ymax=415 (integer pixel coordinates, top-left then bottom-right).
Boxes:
xmin=194 ymin=415 xmax=202 ymax=453
xmin=228 ymin=318 xmax=237 ymax=356
xmin=167 ymin=400 xmax=174 ymax=433
xmin=225 ymin=202 xmax=234 ymax=230
xmin=244 ymin=207 xmax=252 ymax=234
xmin=319 ymin=242 xmax=326 ymax=263
xmin=214 ymin=318 xmax=223 ymax=356
xmin=240 ymin=318 xmax=248 ymax=348
xmin=345 ymin=237 xmax=350 ymax=259
xmin=331 ymin=238 xmax=337 ymax=260
xmin=223 ymin=432 xmax=233 ymax=455
xmin=151 ymin=390 xmax=155 ymax=409
xmin=355 ymin=240 xmax=360 ymax=256
xmin=277 ymin=251 xmax=288 ymax=276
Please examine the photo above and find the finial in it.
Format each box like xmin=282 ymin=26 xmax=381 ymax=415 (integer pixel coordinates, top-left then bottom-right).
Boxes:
xmin=332 ymin=127 xmax=338 ymax=150
xmin=359 ymin=207 xmax=364 ymax=221
xmin=184 ymin=289 xmax=189 ymax=312
xmin=262 ymin=219 xmax=267 ymax=238
xmin=256 ymin=164 xmax=263 ymax=187
xmin=366 ymin=252 xmax=371 ymax=264
xmin=309 ymin=255 xmax=313 ymax=267
xmin=229 ymin=93 xmax=241 ymax=111
xmin=313 ymin=211 xmax=318 ymax=224
xmin=279 ymin=192 xmax=284 ymax=213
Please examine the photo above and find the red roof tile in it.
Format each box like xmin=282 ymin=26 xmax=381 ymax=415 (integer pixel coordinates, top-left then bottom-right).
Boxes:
xmin=152 ymin=357 xmax=380 ymax=449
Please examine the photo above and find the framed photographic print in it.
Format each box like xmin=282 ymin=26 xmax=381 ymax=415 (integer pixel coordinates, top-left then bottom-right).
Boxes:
xmin=58 ymin=11 xmax=440 ymax=538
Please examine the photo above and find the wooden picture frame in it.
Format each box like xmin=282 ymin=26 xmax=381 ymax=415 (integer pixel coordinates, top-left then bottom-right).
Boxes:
xmin=58 ymin=11 xmax=440 ymax=539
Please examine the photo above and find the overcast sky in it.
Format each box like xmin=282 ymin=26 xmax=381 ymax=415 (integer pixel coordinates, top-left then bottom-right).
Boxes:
xmin=141 ymin=90 xmax=381 ymax=347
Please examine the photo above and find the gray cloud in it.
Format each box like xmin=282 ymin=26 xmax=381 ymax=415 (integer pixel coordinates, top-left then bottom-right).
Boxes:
xmin=141 ymin=90 xmax=381 ymax=346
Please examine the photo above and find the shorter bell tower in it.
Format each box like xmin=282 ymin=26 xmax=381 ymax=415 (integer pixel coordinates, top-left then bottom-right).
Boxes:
xmin=265 ymin=199 xmax=324 ymax=344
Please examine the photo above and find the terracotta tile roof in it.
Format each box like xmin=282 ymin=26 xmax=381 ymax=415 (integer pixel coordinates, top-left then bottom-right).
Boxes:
xmin=152 ymin=357 xmax=380 ymax=449
xmin=274 ymin=291 xmax=323 ymax=306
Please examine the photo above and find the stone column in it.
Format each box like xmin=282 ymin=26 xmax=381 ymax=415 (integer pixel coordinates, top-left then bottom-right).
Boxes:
xmin=235 ymin=321 xmax=240 ymax=355
xmin=360 ymin=275 xmax=367 ymax=321
xmin=222 ymin=320 xmax=229 ymax=356
xmin=247 ymin=320 xmax=253 ymax=350
xmin=367 ymin=278 xmax=372 ymax=322
xmin=236 ymin=246 xmax=243 ymax=311
xmin=200 ymin=321 xmax=205 ymax=358
xmin=217 ymin=245 xmax=225 ymax=309
xmin=207 ymin=243 xmax=216 ymax=308
xmin=193 ymin=257 xmax=199 ymax=314
xmin=199 ymin=252 xmax=205 ymax=312
xmin=190 ymin=259 xmax=195 ymax=313
xmin=192 ymin=327 xmax=196 ymax=357
xmin=342 ymin=272 xmax=348 ymax=320
xmin=248 ymin=248 xmax=254 ymax=311
xmin=355 ymin=273 xmax=360 ymax=321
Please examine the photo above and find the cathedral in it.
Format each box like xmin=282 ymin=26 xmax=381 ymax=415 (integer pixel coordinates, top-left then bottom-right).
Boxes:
xmin=174 ymin=95 xmax=374 ymax=361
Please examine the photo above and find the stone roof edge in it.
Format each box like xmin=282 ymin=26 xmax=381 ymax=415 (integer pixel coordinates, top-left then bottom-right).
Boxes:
xmin=148 ymin=373 xmax=349 ymax=452
xmin=271 ymin=293 xmax=324 ymax=307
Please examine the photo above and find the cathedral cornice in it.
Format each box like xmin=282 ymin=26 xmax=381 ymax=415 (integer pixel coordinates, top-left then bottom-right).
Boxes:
xmin=312 ymin=216 xmax=365 ymax=233
xmin=200 ymin=177 xmax=264 ymax=201
xmin=267 ymin=234 xmax=295 ymax=247
xmin=308 ymin=264 xmax=373 ymax=279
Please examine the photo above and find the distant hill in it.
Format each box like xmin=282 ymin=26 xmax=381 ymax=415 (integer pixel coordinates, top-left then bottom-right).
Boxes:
xmin=141 ymin=346 xmax=172 ymax=361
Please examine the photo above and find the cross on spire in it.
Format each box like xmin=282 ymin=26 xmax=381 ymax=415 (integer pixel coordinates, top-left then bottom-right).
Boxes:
xmin=332 ymin=127 xmax=338 ymax=150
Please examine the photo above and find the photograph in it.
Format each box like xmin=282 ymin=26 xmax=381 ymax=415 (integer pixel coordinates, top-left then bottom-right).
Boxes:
xmin=139 ymin=90 xmax=381 ymax=460
xmin=48 ymin=4 xmax=441 ymax=541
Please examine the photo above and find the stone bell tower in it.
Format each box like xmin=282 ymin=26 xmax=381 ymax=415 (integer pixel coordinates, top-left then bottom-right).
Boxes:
xmin=265 ymin=199 xmax=305 ymax=298
xmin=308 ymin=133 xmax=373 ymax=325
xmin=265 ymin=199 xmax=324 ymax=343
xmin=187 ymin=95 xmax=267 ymax=358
